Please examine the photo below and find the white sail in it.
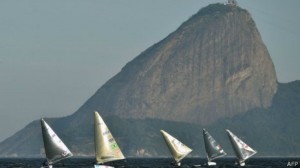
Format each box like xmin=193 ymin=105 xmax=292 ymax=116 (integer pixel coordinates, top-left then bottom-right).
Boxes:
xmin=160 ymin=130 xmax=192 ymax=165
xmin=226 ymin=129 xmax=257 ymax=166
xmin=94 ymin=111 xmax=125 ymax=165
xmin=41 ymin=118 xmax=73 ymax=166
xmin=203 ymin=129 xmax=226 ymax=165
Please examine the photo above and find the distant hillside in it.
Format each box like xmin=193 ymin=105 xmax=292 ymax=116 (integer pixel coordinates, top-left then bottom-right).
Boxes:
xmin=1 ymin=3 xmax=298 ymax=157
xmin=207 ymin=81 xmax=300 ymax=156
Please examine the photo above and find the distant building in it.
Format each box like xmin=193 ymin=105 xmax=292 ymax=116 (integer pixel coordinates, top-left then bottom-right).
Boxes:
xmin=227 ymin=0 xmax=238 ymax=6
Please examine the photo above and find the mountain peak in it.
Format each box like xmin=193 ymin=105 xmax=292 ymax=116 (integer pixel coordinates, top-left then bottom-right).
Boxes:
xmin=76 ymin=3 xmax=278 ymax=125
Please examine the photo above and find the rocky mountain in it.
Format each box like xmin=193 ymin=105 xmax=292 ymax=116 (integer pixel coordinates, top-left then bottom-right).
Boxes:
xmin=1 ymin=3 xmax=297 ymax=158
xmin=71 ymin=3 xmax=277 ymax=126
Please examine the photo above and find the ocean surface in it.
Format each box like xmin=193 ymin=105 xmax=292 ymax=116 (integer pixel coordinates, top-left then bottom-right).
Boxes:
xmin=0 ymin=157 xmax=299 ymax=168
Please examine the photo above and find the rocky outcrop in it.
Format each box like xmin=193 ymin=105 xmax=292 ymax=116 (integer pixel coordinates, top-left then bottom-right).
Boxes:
xmin=74 ymin=4 xmax=277 ymax=125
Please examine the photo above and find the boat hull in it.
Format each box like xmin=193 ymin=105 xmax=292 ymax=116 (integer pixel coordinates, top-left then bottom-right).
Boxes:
xmin=40 ymin=165 xmax=53 ymax=168
xmin=94 ymin=164 xmax=114 ymax=168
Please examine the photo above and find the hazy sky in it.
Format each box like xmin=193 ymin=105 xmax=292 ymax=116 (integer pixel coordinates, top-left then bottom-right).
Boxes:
xmin=0 ymin=0 xmax=299 ymax=142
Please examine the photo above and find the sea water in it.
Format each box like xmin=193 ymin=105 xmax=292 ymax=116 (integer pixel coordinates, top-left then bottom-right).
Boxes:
xmin=0 ymin=157 xmax=299 ymax=168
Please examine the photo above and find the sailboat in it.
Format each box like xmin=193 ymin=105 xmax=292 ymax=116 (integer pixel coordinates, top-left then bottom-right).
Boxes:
xmin=94 ymin=111 xmax=125 ymax=168
xmin=160 ymin=130 xmax=192 ymax=167
xmin=40 ymin=118 xmax=73 ymax=168
xmin=226 ymin=129 xmax=257 ymax=166
xmin=203 ymin=128 xmax=227 ymax=166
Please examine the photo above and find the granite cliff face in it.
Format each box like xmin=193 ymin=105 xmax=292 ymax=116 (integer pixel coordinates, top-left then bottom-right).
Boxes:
xmin=0 ymin=4 xmax=284 ymax=157
xmin=74 ymin=4 xmax=277 ymax=125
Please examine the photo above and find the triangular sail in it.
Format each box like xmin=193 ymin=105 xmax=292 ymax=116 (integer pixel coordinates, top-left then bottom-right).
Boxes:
xmin=94 ymin=111 xmax=125 ymax=164
xmin=203 ymin=129 xmax=226 ymax=162
xmin=226 ymin=129 xmax=257 ymax=164
xmin=160 ymin=130 xmax=192 ymax=164
xmin=41 ymin=118 xmax=73 ymax=165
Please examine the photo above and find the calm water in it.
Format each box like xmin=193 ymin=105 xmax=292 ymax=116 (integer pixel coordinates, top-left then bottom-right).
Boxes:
xmin=0 ymin=157 xmax=299 ymax=168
